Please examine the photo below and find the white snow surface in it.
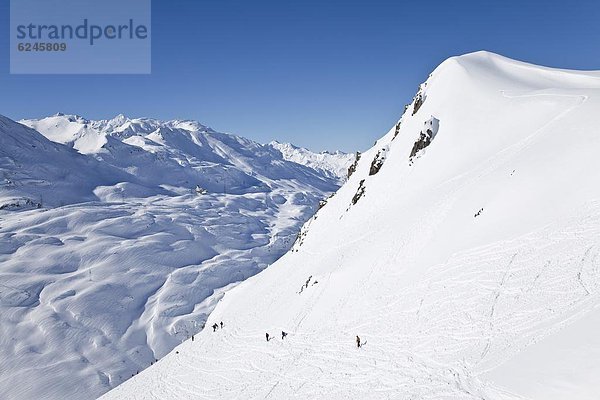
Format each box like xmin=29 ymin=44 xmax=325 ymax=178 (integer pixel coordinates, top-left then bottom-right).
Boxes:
xmin=0 ymin=115 xmax=349 ymax=399
xmin=267 ymin=141 xmax=354 ymax=182
xmin=104 ymin=51 xmax=600 ymax=400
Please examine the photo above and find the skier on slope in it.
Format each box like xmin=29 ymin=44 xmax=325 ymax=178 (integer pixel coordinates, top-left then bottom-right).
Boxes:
xmin=356 ymin=335 xmax=361 ymax=348
xmin=220 ymin=321 xmax=224 ymax=329
xmin=212 ymin=323 xmax=218 ymax=332
xmin=281 ymin=331 xmax=287 ymax=340
xmin=266 ymin=332 xmax=270 ymax=341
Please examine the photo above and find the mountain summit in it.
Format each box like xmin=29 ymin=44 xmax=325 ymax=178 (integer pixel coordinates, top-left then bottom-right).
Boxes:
xmin=104 ymin=51 xmax=600 ymax=400
xmin=267 ymin=140 xmax=354 ymax=181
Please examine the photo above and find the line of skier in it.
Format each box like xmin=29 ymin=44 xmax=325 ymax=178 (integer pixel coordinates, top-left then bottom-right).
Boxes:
xmin=206 ymin=321 xmax=360 ymax=349
xmin=212 ymin=321 xmax=224 ymax=332
xmin=203 ymin=320 xmax=364 ymax=348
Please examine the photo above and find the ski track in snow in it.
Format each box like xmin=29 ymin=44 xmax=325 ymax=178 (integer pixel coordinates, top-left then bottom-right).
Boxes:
xmin=105 ymin=202 xmax=600 ymax=400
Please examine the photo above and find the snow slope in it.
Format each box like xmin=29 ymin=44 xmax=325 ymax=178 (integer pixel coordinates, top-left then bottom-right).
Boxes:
xmin=0 ymin=115 xmax=129 ymax=210
xmin=0 ymin=116 xmax=348 ymax=399
xmin=104 ymin=51 xmax=600 ymax=400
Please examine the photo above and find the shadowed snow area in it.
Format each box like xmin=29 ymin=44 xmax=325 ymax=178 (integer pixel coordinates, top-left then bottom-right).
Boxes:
xmin=0 ymin=115 xmax=351 ymax=399
xmin=104 ymin=51 xmax=600 ymax=400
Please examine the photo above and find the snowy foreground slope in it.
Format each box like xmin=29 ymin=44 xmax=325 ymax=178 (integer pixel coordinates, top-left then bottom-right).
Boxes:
xmin=105 ymin=51 xmax=600 ymax=400
xmin=0 ymin=115 xmax=351 ymax=399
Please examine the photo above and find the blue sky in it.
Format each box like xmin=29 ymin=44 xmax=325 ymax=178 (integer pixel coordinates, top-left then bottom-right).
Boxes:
xmin=1 ymin=0 xmax=599 ymax=152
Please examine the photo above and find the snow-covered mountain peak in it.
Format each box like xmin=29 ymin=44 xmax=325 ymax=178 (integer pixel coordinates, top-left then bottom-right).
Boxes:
xmin=105 ymin=52 xmax=600 ymax=400
xmin=168 ymin=119 xmax=208 ymax=132
xmin=111 ymin=113 xmax=127 ymax=122
xmin=268 ymin=140 xmax=354 ymax=182
xmin=103 ymin=113 xmax=129 ymax=129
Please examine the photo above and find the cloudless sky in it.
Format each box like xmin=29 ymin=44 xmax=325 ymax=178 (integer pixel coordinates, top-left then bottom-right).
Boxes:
xmin=1 ymin=0 xmax=599 ymax=152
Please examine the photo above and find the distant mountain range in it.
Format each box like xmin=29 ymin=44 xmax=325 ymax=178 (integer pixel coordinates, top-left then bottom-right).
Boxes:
xmin=0 ymin=114 xmax=353 ymax=399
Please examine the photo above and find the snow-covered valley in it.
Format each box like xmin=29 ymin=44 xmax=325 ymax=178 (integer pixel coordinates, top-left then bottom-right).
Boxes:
xmin=103 ymin=52 xmax=600 ymax=400
xmin=0 ymin=115 xmax=351 ymax=399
